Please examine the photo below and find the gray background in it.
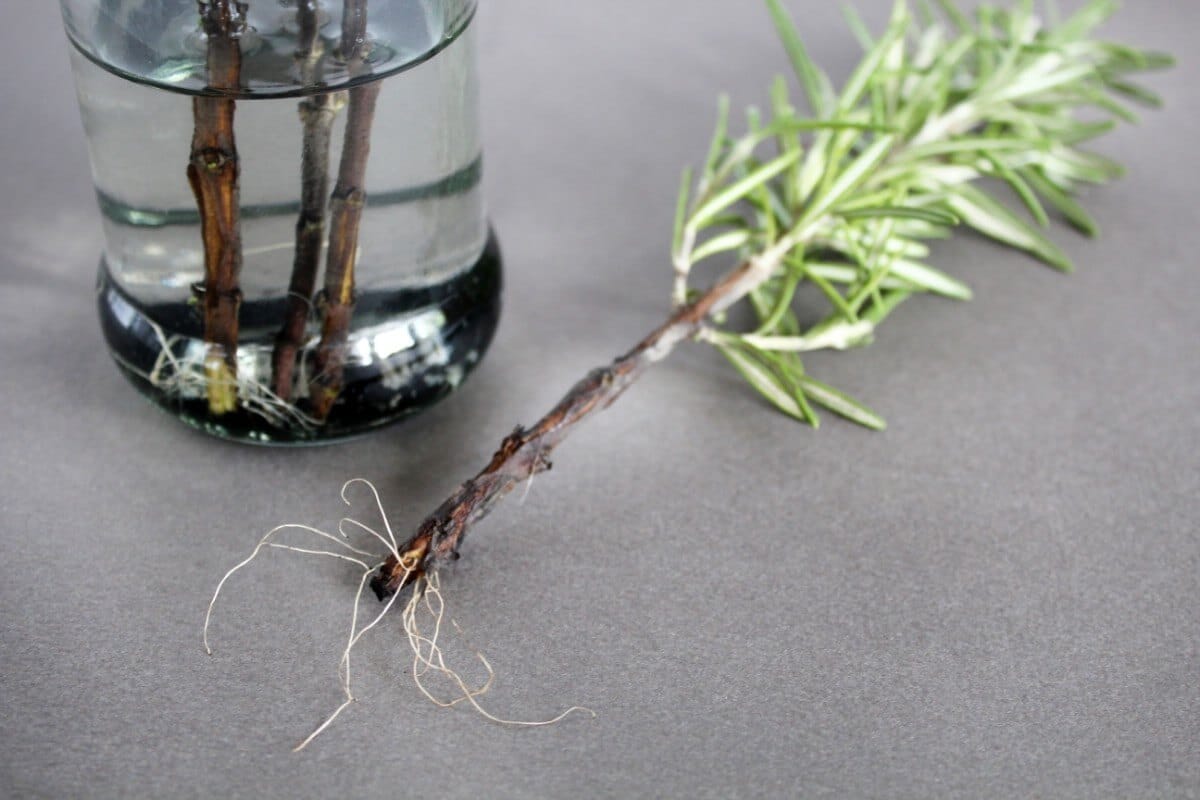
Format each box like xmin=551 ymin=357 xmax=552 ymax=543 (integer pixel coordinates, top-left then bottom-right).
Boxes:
xmin=2 ymin=1 xmax=1197 ymax=797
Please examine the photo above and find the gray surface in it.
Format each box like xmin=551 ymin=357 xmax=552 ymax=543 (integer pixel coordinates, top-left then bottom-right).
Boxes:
xmin=2 ymin=1 xmax=1198 ymax=797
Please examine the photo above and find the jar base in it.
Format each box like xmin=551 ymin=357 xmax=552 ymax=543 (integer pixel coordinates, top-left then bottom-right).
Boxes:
xmin=97 ymin=231 xmax=502 ymax=445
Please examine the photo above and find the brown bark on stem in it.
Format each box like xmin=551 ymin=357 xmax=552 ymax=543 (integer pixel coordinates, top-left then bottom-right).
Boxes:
xmin=187 ymin=1 xmax=246 ymax=416
xmin=271 ymin=1 xmax=343 ymax=400
xmin=308 ymin=0 xmax=381 ymax=419
xmin=372 ymin=257 xmax=771 ymax=599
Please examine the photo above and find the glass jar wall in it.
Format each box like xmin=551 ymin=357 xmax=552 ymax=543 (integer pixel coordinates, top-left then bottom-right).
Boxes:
xmin=62 ymin=0 xmax=501 ymax=442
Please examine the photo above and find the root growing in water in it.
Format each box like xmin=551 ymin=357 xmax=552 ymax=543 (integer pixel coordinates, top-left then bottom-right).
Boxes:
xmin=113 ymin=316 xmax=322 ymax=432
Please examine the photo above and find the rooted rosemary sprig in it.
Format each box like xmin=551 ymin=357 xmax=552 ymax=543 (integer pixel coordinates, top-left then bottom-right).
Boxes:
xmin=367 ymin=0 xmax=1168 ymax=591
xmin=209 ymin=0 xmax=1170 ymax=745
xmin=675 ymin=0 xmax=1172 ymax=428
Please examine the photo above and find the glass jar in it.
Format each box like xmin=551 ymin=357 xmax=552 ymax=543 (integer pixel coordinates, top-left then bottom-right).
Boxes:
xmin=60 ymin=0 xmax=501 ymax=443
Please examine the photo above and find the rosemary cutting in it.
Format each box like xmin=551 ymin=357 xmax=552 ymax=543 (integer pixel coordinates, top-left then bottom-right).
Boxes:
xmin=190 ymin=0 xmax=385 ymax=423
xmin=370 ymin=0 xmax=1171 ymax=592
xmin=187 ymin=0 xmax=247 ymax=415
xmin=207 ymin=0 xmax=1171 ymax=746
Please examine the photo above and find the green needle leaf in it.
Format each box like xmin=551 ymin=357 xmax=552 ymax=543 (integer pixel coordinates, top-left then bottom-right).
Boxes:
xmin=836 ymin=3 xmax=909 ymax=115
xmin=982 ymin=152 xmax=1050 ymax=228
xmin=946 ymin=183 xmax=1073 ymax=270
xmin=765 ymin=0 xmax=829 ymax=117
xmin=1055 ymin=0 xmax=1119 ymax=41
xmin=1135 ymin=51 xmax=1176 ymax=71
xmin=888 ymin=259 xmax=973 ymax=299
xmin=801 ymin=134 xmax=897 ymax=227
xmin=689 ymin=149 xmax=802 ymax=232
xmin=991 ymin=62 xmax=1102 ymax=104
xmin=682 ymin=0 xmax=1169 ymax=428
xmin=717 ymin=344 xmax=818 ymax=426
xmin=1106 ymin=79 xmax=1163 ymax=108
xmin=690 ymin=230 xmax=754 ymax=263
xmin=841 ymin=205 xmax=960 ymax=226
xmin=1060 ymin=119 xmax=1117 ymax=145
xmin=1020 ymin=166 xmax=1100 ymax=236
xmin=794 ymin=374 xmax=887 ymax=430
xmin=759 ymin=117 xmax=897 ymax=136
xmin=672 ymin=166 xmax=693 ymax=259
xmin=704 ymin=96 xmax=731 ymax=180
xmin=903 ymin=136 xmax=1046 ymax=159
xmin=843 ymin=4 xmax=875 ymax=50
xmin=934 ymin=0 xmax=971 ymax=33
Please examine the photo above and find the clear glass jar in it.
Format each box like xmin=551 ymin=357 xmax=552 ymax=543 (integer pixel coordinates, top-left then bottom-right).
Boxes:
xmin=60 ymin=0 xmax=501 ymax=443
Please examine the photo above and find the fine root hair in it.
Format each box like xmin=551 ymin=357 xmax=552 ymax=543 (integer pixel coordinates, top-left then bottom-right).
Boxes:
xmin=204 ymin=479 xmax=593 ymax=751
xmin=401 ymin=570 xmax=596 ymax=728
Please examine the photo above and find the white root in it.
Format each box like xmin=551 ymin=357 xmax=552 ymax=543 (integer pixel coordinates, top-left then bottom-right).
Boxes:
xmin=203 ymin=521 xmax=374 ymax=655
xmin=204 ymin=479 xmax=594 ymax=751
xmin=402 ymin=571 xmax=596 ymax=727
xmin=292 ymin=565 xmax=378 ymax=752
xmin=339 ymin=477 xmax=400 ymax=556
xmin=112 ymin=315 xmax=323 ymax=430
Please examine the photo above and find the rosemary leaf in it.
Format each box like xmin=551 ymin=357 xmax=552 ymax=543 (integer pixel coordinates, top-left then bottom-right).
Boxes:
xmin=794 ymin=374 xmax=887 ymax=430
xmin=945 ymin=183 xmax=1073 ymax=270
xmin=887 ymin=259 xmax=973 ymax=300
xmin=841 ymin=206 xmax=960 ymax=226
xmin=717 ymin=343 xmax=815 ymax=425
xmin=690 ymin=149 xmax=801 ymax=231
xmin=764 ymin=0 xmax=830 ymax=117
xmin=665 ymin=0 xmax=1169 ymax=427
